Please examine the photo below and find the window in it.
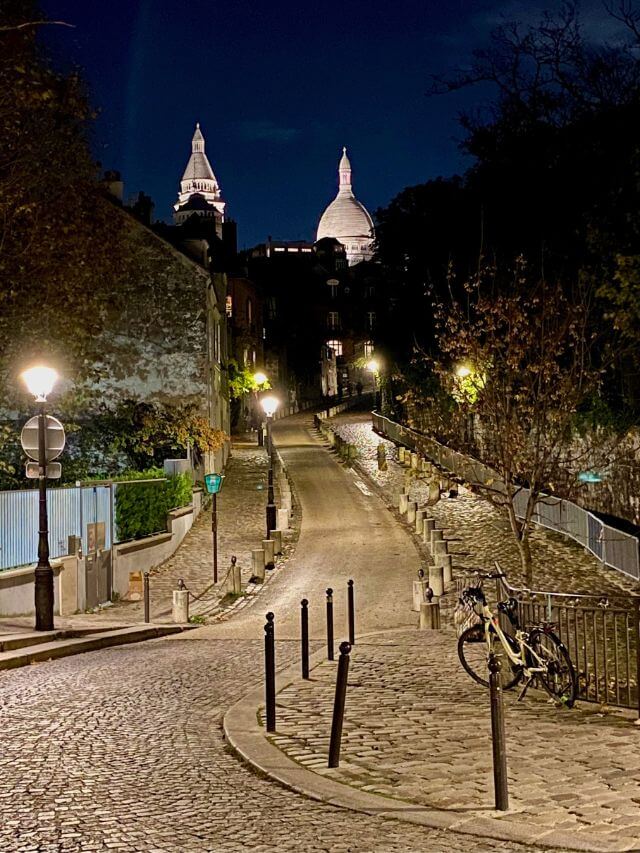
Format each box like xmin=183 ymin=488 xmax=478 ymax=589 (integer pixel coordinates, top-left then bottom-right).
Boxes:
xmin=327 ymin=311 xmax=340 ymax=330
xmin=267 ymin=296 xmax=277 ymax=319
xmin=247 ymin=299 xmax=253 ymax=324
xmin=364 ymin=340 xmax=374 ymax=358
xmin=326 ymin=339 xmax=343 ymax=357
xmin=327 ymin=278 xmax=339 ymax=299
xmin=225 ymin=295 xmax=233 ymax=317
xmin=367 ymin=311 xmax=376 ymax=330
xmin=274 ymin=247 xmax=285 ymax=252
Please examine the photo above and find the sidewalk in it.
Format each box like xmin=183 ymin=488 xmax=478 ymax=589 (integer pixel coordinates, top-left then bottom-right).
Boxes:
xmin=0 ymin=438 xmax=294 ymax=635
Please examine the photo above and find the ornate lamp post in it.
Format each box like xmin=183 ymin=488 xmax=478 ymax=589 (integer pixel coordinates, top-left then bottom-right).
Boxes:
xmin=253 ymin=371 xmax=268 ymax=446
xmin=20 ymin=365 xmax=59 ymax=631
xmin=260 ymin=395 xmax=279 ymax=536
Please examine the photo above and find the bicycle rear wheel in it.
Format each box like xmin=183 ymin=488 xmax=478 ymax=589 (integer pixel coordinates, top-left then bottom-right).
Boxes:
xmin=528 ymin=627 xmax=577 ymax=707
xmin=458 ymin=624 xmax=523 ymax=690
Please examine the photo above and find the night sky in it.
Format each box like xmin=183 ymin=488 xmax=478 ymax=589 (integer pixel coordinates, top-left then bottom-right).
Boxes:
xmin=41 ymin=0 xmax=616 ymax=248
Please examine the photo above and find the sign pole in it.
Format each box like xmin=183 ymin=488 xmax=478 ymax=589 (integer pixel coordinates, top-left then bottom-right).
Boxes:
xmin=34 ymin=403 xmax=54 ymax=631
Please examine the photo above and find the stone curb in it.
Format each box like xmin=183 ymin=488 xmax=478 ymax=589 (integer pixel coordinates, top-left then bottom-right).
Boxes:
xmin=224 ymin=640 xmax=636 ymax=851
xmin=0 ymin=624 xmax=193 ymax=670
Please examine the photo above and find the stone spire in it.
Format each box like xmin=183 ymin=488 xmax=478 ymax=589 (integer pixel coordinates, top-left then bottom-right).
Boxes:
xmin=339 ymin=147 xmax=352 ymax=192
xmin=173 ymin=122 xmax=225 ymax=227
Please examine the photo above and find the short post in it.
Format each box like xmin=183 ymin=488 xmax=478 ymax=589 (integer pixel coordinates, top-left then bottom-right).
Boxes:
xmin=419 ymin=596 xmax=441 ymax=629
xmin=428 ymin=564 xmax=444 ymax=597
xmin=412 ymin=569 xmax=430 ymax=611
xmin=172 ymin=578 xmax=190 ymax=623
xmin=252 ymin=548 xmax=266 ymax=581
xmin=398 ymin=446 xmax=405 ymax=463
xmin=434 ymin=539 xmax=448 ymax=564
xmin=277 ymin=508 xmax=289 ymax=531
xmin=422 ymin=517 xmax=435 ymax=543
xmin=262 ymin=538 xmax=275 ymax=571
xmin=264 ymin=612 xmax=276 ymax=733
xmin=635 ymin=599 xmax=640 ymax=721
xmin=231 ymin=555 xmax=242 ymax=594
xmin=488 ymin=653 xmax=509 ymax=811
xmin=143 ymin=571 xmax=150 ymax=623
xmin=399 ymin=493 xmax=409 ymax=514
xmin=415 ymin=508 xmax=425 ymax=534
xmin=326 ymin=587 xmax=335 ymax=661
xmin=271 ymin=529 xmax=283 ymax=555
xmin=347 ymin=579 xmax=355 ymax=646
xmin=406 ymin=500 xmax=417 ymax=525
xmin=301 ymin=598 xmax=310 ymax=679
xmin=328 ymin=641 xmax=351 ymax=768
xmin=441 ymin=554 xmax=453 ymax=584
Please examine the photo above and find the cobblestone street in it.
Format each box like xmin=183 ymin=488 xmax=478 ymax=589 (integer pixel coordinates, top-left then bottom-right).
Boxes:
xmin=0 ymin=636 xmax=557 ymax=853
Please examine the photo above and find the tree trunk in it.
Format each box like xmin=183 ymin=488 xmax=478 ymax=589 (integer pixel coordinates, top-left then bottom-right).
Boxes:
xmin=516 ymin=536 xmax=533 ymax=588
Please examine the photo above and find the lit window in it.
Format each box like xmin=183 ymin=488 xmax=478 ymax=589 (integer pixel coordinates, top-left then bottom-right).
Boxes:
xmin=328 ymin=311 xmax=339 ymax=329
xmin=364 ymin=340 xmax=374 ymax=358
xmin=326 ymin=339 xmax=343 ymax=356
xmin=302 ymin=247 xmax=313 ymax=253
xmin=225 ymin=295 xmax=233 ymax=317
xmin=288 ymin=247 xmax=299 ymax=252
xmin=274 ymin=247 xmax=285 ymax=252
xmin=247 ymin=299 xmax=252 ymax=324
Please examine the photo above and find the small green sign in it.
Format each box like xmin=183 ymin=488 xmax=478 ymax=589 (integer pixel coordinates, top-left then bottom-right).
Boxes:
xmin=205 ymin=473 xmax=224 ymax=494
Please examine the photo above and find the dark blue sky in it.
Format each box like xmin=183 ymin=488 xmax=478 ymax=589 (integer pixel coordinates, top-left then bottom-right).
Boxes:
xmin=41 ymin=0 xmax=611 ymax=247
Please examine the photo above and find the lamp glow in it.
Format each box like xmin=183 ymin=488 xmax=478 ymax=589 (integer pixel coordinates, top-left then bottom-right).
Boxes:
xmin=455 ymin=364 xmax=472 ymax=378
xmin=21 ymin=365 xmax=58 ymax=402
xmin=254 ymin=371 xmax=268 ymax=386
xmin=261 ymin=395 xmax=279 ymax=417
xmin=366 ymin=358 xmax=380 ymax=373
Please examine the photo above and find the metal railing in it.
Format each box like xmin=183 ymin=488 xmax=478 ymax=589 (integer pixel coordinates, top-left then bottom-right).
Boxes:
xmin=373 ymin=411 xmax=640 ymax=581
xmin=457 ymin=569 xmax=640 ymax=713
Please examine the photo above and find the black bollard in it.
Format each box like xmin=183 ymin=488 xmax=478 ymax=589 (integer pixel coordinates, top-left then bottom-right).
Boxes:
xmin=328 ymin=641 xmax=351 ymax=768
xmin=143 ymin=571 xmax=150 ymax=623
xmin=326 ymin=588 xmax=334 ymax=661
xmin=347 ymin=579 xmax=355 ymax=646
xmin=488 ymin=652 xmax=509 ymax=811
xmin=265 ymin=612 xmax=276 ymax=733
xmin=301 ymin=599 xmax=309 ymax=679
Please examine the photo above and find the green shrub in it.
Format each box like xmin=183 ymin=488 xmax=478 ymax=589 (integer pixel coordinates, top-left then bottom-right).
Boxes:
xmin=114 ymin=468 xmax=192 ymax=542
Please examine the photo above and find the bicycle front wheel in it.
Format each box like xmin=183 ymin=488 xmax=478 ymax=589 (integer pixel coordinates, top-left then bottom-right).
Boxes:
xmin=458 ymin=624 xmax=523 ymax=690
xmin=528 ymin=627 xmax=577 ymax=708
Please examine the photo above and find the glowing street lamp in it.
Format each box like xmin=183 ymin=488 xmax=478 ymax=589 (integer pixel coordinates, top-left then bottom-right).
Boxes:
xmin=204 ymin=473 xmax=224 ymax=584
xmin=261 ymin=395 xmax=280 ymax=536
xmin=366 ymin=358 xmax=382 ymax=410
xmin=253 ymin=371 xmax=268 ymax=386
xmin=455 ymin=363 xmax=472 ymax=378
xmin=20 ymin=364 xmax=59 ymax=631
xmin=366 ymin=358 xmax=380 ymax=374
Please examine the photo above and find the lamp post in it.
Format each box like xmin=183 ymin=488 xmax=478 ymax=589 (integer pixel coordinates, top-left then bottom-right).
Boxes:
xmin=253 ymin=371 xmax=268 ymax=446
xmin=366 ymin=358 xmax=381 ymax=411
xmin=260 ymin=395 xmax=279 ymax=536
xmin=21 ymin=365 xmax=59 ymax=631
xmin=204 ymin=473 xmax=224 ymax=583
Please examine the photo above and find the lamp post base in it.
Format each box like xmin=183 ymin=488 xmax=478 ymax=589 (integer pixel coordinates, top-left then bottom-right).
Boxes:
xmin=34 ymin=565 xmax=54 ymax=631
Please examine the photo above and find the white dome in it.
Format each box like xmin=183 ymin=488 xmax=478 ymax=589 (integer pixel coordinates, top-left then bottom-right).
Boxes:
xmin=316 ymin=147 xmax=374 ymax=264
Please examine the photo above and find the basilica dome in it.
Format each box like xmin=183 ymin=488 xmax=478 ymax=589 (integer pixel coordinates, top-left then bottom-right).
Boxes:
xmin=317 ymin=148 xmax=374 ymax=265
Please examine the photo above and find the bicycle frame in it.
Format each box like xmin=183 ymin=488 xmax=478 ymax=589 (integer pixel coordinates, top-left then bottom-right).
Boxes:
xmin=477 ymin=602 xmax=548 ymax=676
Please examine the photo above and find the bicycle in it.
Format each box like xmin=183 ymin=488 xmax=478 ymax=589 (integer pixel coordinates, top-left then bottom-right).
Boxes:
xmin=457 ymin=572 xmax=578 ymax=707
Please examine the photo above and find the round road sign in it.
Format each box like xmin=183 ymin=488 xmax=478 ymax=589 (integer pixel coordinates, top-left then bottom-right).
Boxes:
xmin=20 ymin=415 xmax=66 ymax=462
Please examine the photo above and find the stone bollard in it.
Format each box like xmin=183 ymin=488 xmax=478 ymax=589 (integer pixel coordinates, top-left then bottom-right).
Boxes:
xmin=398 ymin=446 xmax=406 ymax=463
xmin=430 ymin=528 xmax=444 ymax=549
xmin=377 ymin=443 xmax=387 ymax=471
xmin=422 ymin=517 xmax=436 ymax=543
xmin=441 ymin=554 xmax=453 ymax=585
xmin=277 ymin=508 xmax=290 ymax=531
xmin=407 ymin=501 xmax=417 ymax=525
xmin=232 ymin=557 xmax=242 ymax=594
xmin=428 ymin=564 xmax=445 ymax=597
xmin=428 ymin=480 xmax=441 ymax=505
xmin=415 ymin=509 xmax=425 ymax=534
xmin=399 ymin=493 xmax=409 ymax=514
xmin=412 ymin=574 xmax=430 ymax=611
xmin=262 ymin=539 xmax=275 ymax=571
xmin=434 ymin=539 xmax=449 ymax=565
xmin=410 ymin=451 xmax=419 ymax=469
xmin=252 ymin=549 xmax=266 ymax=581
xmin=419 ymin=600 xmax=441 ymax=630
xmin=172 ymin=582 xmax=190 ymax=623
xmin=271 ymin=529 xmax=283 ymax=555
xmin=281 ymin=491 xmax=292 ymax=511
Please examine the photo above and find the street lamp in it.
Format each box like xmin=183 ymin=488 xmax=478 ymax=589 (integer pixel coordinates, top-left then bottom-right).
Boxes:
xmin=261 ymin=395 xmax=279 ymax=536
xmin=20 ymin=364 xmax=59 ymax=631
xmin=253 ymin=372 xmax=269 ymax=446
xmin=366 ymin=358 xmax=382 ymax=410
xmin=204 ymin=472 xmax=224 ymax=583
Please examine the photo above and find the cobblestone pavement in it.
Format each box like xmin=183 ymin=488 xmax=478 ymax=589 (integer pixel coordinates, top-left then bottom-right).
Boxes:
xmin=333 ymin=414 xmax=637 ymax=597
xmin=271 ymin=628 xmax=640 ymax=851
xmin=0 ymin=636 xmax=558 ymax=853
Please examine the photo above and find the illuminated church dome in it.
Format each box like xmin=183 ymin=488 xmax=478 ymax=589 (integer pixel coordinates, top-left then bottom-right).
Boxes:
xmin=174 ymin=123 xmax=225 ymax=228
xmin=317 ymin=148 xmax=374 ymax=265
